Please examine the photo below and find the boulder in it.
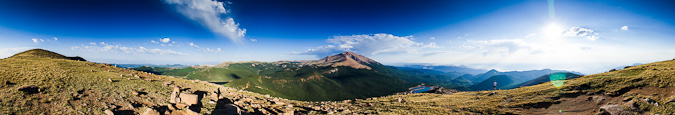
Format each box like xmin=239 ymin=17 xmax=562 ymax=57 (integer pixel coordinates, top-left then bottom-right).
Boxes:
xmin=185 ymin=109 xmax=199 ymax=115
xmin=599 ymin=104 xmax=633 ymax=115
xmin=623 ymin=100 xmax=638 ymax=111
xmin=170 ymin=87 xmax=180 ymax=103
xmin=179 ymin=93 xmax=199 ymax=106
xmin=592 ymin=96 xmax=606 ymax=105
xmin=141 ymin=108 xmax=160 ymax=115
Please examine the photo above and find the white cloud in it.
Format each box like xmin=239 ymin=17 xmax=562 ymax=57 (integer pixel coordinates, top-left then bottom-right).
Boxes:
xmin=525 ymin=33 xmax=536 ymax=38
xmin=0 ymin=47 xmax=36 ymax=58
xmin=563 ymin=27 xmax=599 ymax=41
xmin=32 ymin=38 xmax=39 ymax=43
xmin=100 ymin=42 xmax=106 ymax=45
xmin=71 ymin=43 xmax=187 ymax=56
xmin=250 ymin=39 xmax=257 ymax=42
xmin=189 ymin=42 xmax=200 ymax=48
xmin=52 ymin=37 xmax=58 ymax=41
xmin=621 ymin=26 xmax=629 ymax=30
xmin=293 ymin=33 xmax=440 ymax=57
xmin=429 ymin=37 xmax=436 ymax=40
xmin=150 ymin=40 xmax=159 ymax=44
xmin=164 ymin=0 xmax=246 ymax=43
xmin=160 ymin=38 xmax=171 ymax=43
xmin=39 ymin=39 xmax=44 ymax=42
xmin=89 ymin=42 xmax=97 ymax=45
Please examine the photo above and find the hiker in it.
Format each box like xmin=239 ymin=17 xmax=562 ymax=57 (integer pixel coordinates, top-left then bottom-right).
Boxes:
xmin=493 ymin=80 xmax=497 ymax=90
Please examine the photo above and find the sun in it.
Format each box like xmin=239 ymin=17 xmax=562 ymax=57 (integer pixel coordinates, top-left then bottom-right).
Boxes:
xmin=541 ymin=23 xmax=564 ymax=38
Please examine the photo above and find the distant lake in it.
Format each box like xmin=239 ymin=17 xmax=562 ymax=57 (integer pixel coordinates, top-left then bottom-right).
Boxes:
xmin=410 ymin=86 xmax=432 ymax=93
xmin=210 ymin=82 xmax=229 ymax=85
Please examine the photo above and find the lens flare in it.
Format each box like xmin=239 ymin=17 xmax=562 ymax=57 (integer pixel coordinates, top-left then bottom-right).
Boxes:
xmin=548 ymin=0 xmax=555 ymax=19
xmin=550 ymin=73 xmax=565 ymax=88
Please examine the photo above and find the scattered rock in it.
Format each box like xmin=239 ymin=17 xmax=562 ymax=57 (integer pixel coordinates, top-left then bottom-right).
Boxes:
xmin=599 ymin=104 xmax=633 ymax=115
xmin=175 ymin=103 xmax=188 ymax=110
xmin=108 ymin=78 xmax=113 ymax=82
xmin=132 ymin=91 xmax=139 ymax=96
xmin=644 ymin=97 xmax=659 ymax=106
xmin=104 ymin=110 xmax=114 ymax=115
xmin=141 ymin=108 xmax=160 ymax=115
xmin=212 ymin=104 xmax=242 ymax=115
xmin=17 ymin=85 xmax=40 ymax=94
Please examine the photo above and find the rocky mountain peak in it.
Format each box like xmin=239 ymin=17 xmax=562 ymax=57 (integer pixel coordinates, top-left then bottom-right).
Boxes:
xmin=315 ymin=52 xmax=380 ymax=70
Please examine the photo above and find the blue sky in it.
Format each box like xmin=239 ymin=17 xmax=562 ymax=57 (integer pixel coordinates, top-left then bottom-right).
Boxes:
xmin=1 ymin=0 xmax=675 ymax=74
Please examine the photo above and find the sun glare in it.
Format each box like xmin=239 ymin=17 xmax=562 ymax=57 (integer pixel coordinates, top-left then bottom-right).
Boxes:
xmin=542 ymin=23 xmax=564 ymax=38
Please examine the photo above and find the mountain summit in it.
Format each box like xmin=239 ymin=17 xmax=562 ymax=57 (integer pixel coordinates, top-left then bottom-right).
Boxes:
xmin=314 ymin=52 xmax=380 ymax=69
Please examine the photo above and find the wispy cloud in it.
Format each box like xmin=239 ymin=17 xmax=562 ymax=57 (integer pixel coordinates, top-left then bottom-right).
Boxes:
xmin=250 ymin=39 xmax=257 ymax=42
xmin=150 ymin=40 xmax=159 ymax=44
xmin=468 ymin=39 xmax=532 ymax=56
xmin=525 ymin=33 xmax=536 ymax=38
xmin=204 ymin=48 xmax=222 ymax=53
xmin=563 ymin=27 xmax=599 ymax=41
xmin=293 ymin=33 xmax=440 ymax=57
xmin=71 ymin=43 xmax=187 ymax=56
xmin=164 ymin=0 xmax=246 ymax=43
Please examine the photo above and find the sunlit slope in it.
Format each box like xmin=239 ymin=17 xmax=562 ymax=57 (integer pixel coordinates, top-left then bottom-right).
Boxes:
xmin=0 ymin=49 xmax=321 ymax=114
xmin=353 ymin=59 xmax=675 ymax=114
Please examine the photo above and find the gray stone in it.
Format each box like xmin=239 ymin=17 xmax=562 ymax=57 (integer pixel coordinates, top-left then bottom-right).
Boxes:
xmin=600 ymin=104 xmax=633 ymax=115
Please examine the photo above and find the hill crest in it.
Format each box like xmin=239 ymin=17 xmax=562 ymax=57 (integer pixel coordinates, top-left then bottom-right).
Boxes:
xmin=8 ymin=48 xmax=86 ymax=61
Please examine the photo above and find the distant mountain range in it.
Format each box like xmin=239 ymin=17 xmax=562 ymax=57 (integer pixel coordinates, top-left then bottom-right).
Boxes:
xmin=113 ymin=64 xmax=197 ymax=68
xmin=468 ymin=69 xmax=583 ymax=91
xmin=130 ymin=51 xmax=586 ymax=100
xmin=401 ymin=64 xmax=488 ymax=75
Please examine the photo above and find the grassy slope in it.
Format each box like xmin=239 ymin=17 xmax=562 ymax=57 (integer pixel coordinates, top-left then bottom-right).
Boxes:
xmin=0 ymin=49 xmax=314 ymax=114
xmin=0 ymin=56 xmax=179 ymax=114
xmin=225 ymin=66 xmax=415 ymax=101
xmin=352 ymin=59 xmax=675 ymax=114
